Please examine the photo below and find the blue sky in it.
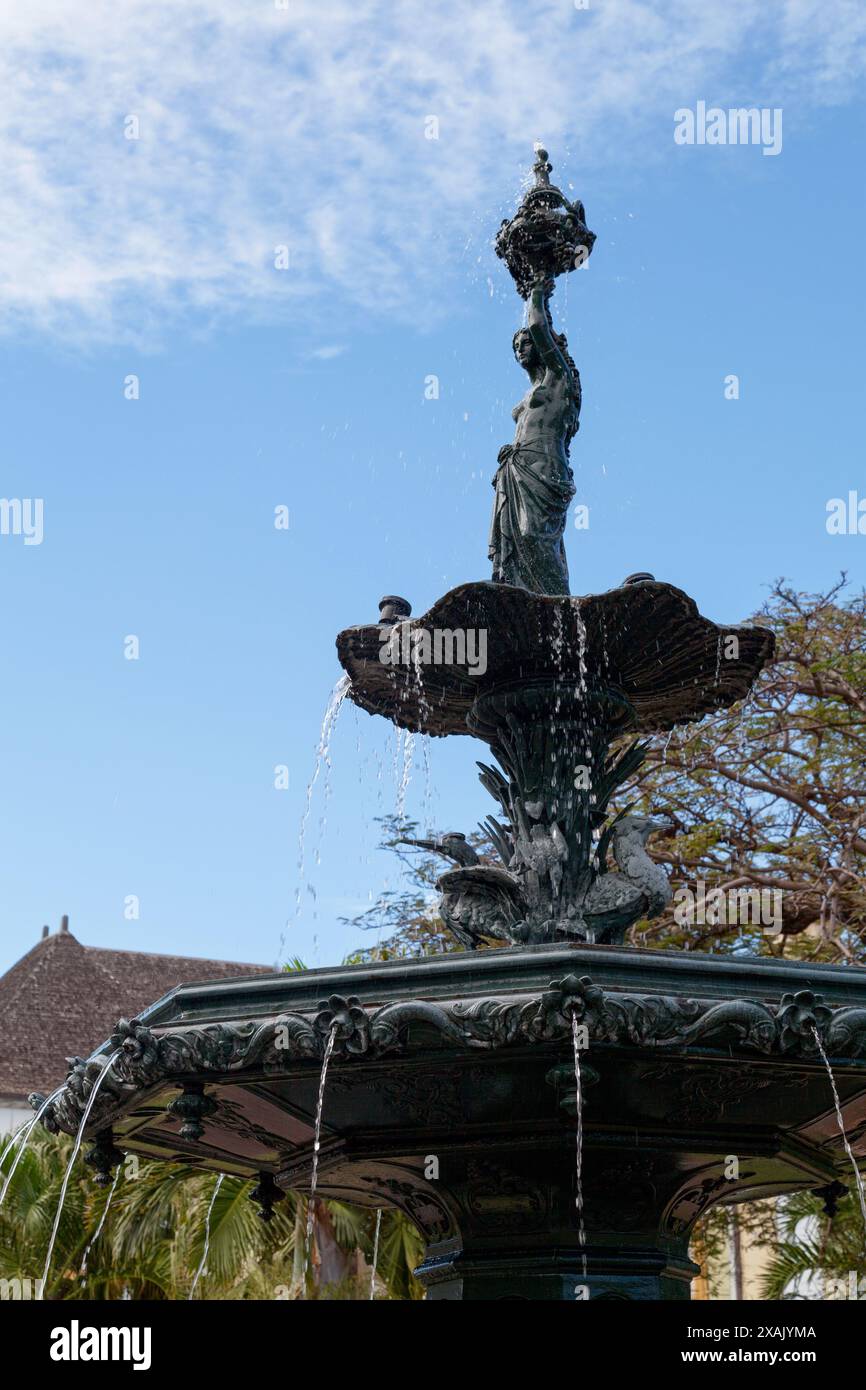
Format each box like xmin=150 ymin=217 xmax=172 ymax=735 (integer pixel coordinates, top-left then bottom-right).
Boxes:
xmin=1 ymin=1 xmax=864 ymax=975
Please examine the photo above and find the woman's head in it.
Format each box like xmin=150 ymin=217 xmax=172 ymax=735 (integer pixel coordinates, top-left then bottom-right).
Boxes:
xmin=512 ymin=329 xmax=538 ymax=373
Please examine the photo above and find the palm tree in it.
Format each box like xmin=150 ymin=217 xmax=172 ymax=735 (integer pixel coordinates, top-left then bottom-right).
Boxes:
xmin=1 ymin=954 xmax=426 ymax=1302
xmin=760 ymin=1191 xmax=866 ymax=1300
xmin=0 ymin=1129 xmax=424 ymax=1300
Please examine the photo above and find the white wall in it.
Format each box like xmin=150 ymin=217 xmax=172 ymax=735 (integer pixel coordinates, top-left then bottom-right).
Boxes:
xmin=0 ymin=1102 xmax=32 ymax=1134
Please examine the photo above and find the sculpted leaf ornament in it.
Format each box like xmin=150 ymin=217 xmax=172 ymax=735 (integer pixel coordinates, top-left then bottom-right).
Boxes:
xmin=29 ymin=974 xmax=866 ymax=1142
xmin=110 ymin=1017 xmax=160 ymax=1072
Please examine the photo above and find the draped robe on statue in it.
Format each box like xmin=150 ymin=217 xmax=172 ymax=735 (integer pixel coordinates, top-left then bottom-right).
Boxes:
xmin=488 ymin=414 xmax=575 ymax=596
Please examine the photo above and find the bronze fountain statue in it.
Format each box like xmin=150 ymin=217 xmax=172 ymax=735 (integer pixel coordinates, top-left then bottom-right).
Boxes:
xmin=489 ymin=147 xmax=594 ymax=596
xmin=337 ymin=146 xmax=773 ymax=950
xmin=31 ymin=148 xmax=866 ymax=1304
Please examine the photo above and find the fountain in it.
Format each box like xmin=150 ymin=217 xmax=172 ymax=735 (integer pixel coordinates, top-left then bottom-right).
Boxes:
xmin=30 ymin=149 xmax=866 ymax=1301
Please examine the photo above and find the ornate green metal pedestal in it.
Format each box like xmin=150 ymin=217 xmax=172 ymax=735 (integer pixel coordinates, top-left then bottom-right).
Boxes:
xmin=34 ymin=944 xmax=866 ymax=1300
xmin=414 ymin=1145 xmax=699 ymax=1302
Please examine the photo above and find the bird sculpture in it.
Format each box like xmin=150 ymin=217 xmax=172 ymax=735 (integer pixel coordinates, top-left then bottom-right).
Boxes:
xmin=398 ymin=832 xmax=480 ymax=867
xmin=573 ymin=814 xmax=673 ymax=945
xmin=436 ymin=864 xmax=525 ymax=950
xmin=402 ymin=817 xmax=672 ymax=950
xmin=399 ymin=830 xmax=523 ymax=948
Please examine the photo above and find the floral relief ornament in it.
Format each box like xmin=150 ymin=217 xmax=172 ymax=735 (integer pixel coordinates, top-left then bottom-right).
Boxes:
xmin=536 ymin=975 xmax=606 ymax=1039
xmin=314 ymin=994 xmax=371 ymax=1056
xmin=776 ymin=990 xmax=833 ymax=1052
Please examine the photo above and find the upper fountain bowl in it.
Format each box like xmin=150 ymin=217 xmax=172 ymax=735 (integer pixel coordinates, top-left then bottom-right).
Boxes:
xmin=336 ymin=579 xmax=775 ymax=737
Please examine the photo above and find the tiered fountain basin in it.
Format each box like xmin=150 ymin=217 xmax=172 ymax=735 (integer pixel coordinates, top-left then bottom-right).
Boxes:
xmin=36 ymin=943 xmax=866 ymax=1300
xmin=338 ymin=579 xmax=776 ymax=950
xmin=335 ymin=579 xmax=775 ymax=737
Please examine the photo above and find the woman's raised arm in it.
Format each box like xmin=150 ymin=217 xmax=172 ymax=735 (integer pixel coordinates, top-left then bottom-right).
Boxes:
xmin=526 ymin=279 xmax=567 ymax=376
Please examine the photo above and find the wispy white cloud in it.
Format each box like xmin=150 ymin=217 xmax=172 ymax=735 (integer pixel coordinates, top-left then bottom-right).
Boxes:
xmin=0 ymin=0 xmax=863 ymax=343
xmin=309 ymin=345 xmax=348 ymax=361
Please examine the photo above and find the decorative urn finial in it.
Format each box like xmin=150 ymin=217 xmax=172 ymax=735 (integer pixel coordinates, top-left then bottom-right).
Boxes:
xmin=494 ymin=146 xmax=596 ymax=299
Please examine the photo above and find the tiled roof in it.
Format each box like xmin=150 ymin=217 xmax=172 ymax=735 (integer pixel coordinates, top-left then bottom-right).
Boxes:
xmin=0 ymin=928 xmax=273 ymax=1101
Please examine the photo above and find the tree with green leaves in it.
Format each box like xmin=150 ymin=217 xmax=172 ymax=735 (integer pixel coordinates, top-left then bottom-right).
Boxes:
xmin=342 ymin=816 xmax=488 ymax=960
xmin=759 ymin=1190 xmax=866 ymax=1300
xmin=691 ymin=1190 xmax=866 ymax=1301
xmin=626 ymin=577 xmax=866 ymax=960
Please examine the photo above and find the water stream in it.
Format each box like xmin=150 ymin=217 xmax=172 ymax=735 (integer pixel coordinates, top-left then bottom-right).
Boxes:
xmin=189 ymin=1173 xmax=225 ymax=1300
xmin=79 ymin=1164 xmax=122 ymax=1284
xmin=396 ymin=731 xmax=416 ymax=820
xmin=313 ymin=711 xmax=343 ymax=869
xmin=369 ymin=1207 xmax=382 ymax=1299
xmin=39 ymin=1054 xmax=120 ymax=1298
xmin=0 ymin=1116 xmax=32 ymax=1173
xmin=391 ymin=724 xmax=403 ymax=793
xmin=0 ymin=1087 xmax=66 ymax=1209
xmin=291 ymin=677 xmax=351 ymax=935
xmin=811 ymin=1026 xmax=866 ymax=1239
xmin=419 ymin=734 xmax=434 ymax=832
xmin=571 ymin=1014 xmax=588 ymax=1292
xmin=391 ymin=642 xmax=430 ymax=821
xmin=305 ymin=1025 xmax=338 ymax=1280
xmin=661 ymin=726 xmax=675 ymax=768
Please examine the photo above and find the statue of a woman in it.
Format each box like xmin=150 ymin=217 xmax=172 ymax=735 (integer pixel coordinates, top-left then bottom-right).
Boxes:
xmin=488 ymin=277 xmax=581 ymax=596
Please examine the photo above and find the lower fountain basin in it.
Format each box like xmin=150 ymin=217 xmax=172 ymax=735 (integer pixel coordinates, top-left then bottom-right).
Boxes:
xmin=34 ymin=944 xmax=866 ymax=1300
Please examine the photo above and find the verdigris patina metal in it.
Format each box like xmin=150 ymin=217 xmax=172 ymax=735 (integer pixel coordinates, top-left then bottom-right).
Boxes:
xmin=336 ymin=151 xmax=772 ymax=950
xmin=32 ymin=977 xmax=866 ymax=1138
xmin=31 ymin=148 xmax=863 ymax=1302
xmin=31 ymin=947 xmax=866 ymax=1299
xmin=489 ymin=149 xmax=593 ymax=596
xmin=338 ymin=577 xmax=774 ymax=948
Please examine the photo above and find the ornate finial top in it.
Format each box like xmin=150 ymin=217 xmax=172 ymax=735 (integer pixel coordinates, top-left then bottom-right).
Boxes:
xmin=494 ymin=146 xmax=596 ymax=299
xmin=532 ymin=145 xmax=552 ymax=187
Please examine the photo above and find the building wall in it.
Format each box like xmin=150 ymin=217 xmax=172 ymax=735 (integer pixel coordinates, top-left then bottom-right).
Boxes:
xmin=0 ymin=1102 xmax=31 ymax=1134
xmin=739 ymin=1218 xmax=774 ymax=1298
